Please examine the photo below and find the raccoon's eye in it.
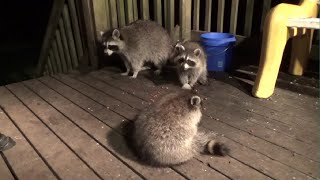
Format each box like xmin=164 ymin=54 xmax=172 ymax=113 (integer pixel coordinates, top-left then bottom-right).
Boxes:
xmin=178 ymin=58 xmax=184 ymax=64
xmin=108 ymin=45 xmax=119 ymax=51
xmin=187 ymin=60 xmax=196 ymax=67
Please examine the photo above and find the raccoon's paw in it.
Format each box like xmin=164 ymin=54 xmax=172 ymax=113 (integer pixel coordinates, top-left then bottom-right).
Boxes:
xmin=129 ymin=72 xmax=139 ymax=79
xmin=182 ymin=84 xmax=192 ymax=90
xmin=199 ymin=79 xmax=208 ymax=86
xmin=141 ymin=66 xmax=151 ymax=71
xmin=154 ymin=69 xmax=162 ymax=75
xmin=207 ymin=140 xmax=230 ymax=156
xmin=121 ymin=72 xmax=129 ymax=76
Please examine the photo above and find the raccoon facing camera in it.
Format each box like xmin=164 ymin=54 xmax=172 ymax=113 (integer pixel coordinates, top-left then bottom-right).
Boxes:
xmin=100 ymin=20 xmax=174 ymax=79
xmin=132 ymin=92 xmax=229 ymax=167
xmin=173 ymin=40 xmax=208 ymax=90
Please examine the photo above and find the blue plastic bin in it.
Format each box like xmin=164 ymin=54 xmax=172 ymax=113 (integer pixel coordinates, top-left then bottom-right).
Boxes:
xmin=200 ymin=33 xmax=236 ymax=72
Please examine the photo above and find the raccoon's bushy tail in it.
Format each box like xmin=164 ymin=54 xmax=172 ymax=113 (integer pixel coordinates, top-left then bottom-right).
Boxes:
xmin=207 ymin=140 xmax=230 ymax=156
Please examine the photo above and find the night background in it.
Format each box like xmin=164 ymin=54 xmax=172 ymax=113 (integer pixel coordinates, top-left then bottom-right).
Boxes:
xmin=0 ymin=1 xmax=53 ymax=85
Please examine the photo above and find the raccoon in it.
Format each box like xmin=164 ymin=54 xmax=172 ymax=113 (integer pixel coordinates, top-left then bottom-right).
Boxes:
xmin=100 ymin=20 xmax=174 ymax=78
xmin=173 ymin=40 xmax=208 ymax=90
xmin=132 ymin=92 xmax=229 ymax=166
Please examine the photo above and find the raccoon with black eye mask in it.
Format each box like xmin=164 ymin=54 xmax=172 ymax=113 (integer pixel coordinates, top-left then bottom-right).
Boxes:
xmin=100 ymin=20 xmax=174 ymax=78
xmin=173 ymin=40 xmax=208 ymax=90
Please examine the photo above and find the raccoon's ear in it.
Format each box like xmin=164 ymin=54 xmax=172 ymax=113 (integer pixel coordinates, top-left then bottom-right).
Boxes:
xmin=190 ymin=96 xmax=201 ymax=106
xmin=175 ymin=44 xmax=185 ymax=52
xmin=194 ymin=49 xmax=201 ymax=57
xmin=112 ymin=29 xmax=121 ymax=38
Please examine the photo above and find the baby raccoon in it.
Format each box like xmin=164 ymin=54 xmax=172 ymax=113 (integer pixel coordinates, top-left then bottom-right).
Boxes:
xmin=173 ymin=40 xmax=208 ymax=89
xmin=100 ymin=20 xmax=174 ymax=78
xmin=132 ymin=92 xmax=229 ymax=166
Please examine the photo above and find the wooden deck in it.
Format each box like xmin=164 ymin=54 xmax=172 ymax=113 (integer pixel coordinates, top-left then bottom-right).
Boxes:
xmin=0 ymin=67 xmax=318 ymax=179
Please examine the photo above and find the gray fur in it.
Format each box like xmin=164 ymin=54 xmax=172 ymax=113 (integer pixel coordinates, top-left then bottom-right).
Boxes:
xmin=101 ymin=20 xmax=174 ymax=78
xmin=173 ymin=41 xmax=208 ymax=89
xmin=132 ymin=92 xmax=229 ymax=166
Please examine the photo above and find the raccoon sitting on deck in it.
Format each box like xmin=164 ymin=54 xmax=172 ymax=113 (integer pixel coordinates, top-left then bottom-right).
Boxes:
xmin=100 ymin=20 xmax=174 ymax=78
xmin=173 ymin=40 xmax=208 ymax=90
xmin=132 ymin=92 xmax=229 ymax=166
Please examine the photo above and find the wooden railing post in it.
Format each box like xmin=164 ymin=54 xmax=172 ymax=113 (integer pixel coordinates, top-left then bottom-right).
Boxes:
xmin=92 ymin=0 xmax=110 ymax=37
xmin=79 ymin=0 xmax=99 ymax=69
xmin=109 ymin=0 xmax=119 ymax=28
xmin=154 ymin=0 xmax=162 ymax=25
xmin=125 ymin=0 xmax=134 ymax=24
xmin=260 ymin=0 xmax=272 ymax=31
xmin=244 ymin=0 xmax=254 ymax=36
xmin=193 ymin=0 xmax=200 ymax=30
xmin=180 ymin=0 xmax=192 ymax=40
xmin=205 ymin=0 xmax=212 ymax=32
xmin=62 ymin=4 xmax=79 ymax=68
xmin=67 ymin=0 xmax=84 ymax=58
xmin=230 ymin=0 xmax=239 ymax=34
xmin=117 ymin=0 xmax=126 ymax=27
xmin=164 ymin=0 xmax=174 ymax=36
xmin=58 ymin=18 xmax=73 ymax=71
xmin=140 ymin=0 xmax=150 ymax=20
xmin=55 ymin=29 xmax=68 ymax=73
xmin=36 ymin=0 xmax=65 ymax=77
xmin=217 ymin=0 xmax=225 ymax=32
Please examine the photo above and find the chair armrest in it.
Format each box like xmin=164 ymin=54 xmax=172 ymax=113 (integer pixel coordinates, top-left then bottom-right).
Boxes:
xmin=287 ymin=17 xmax=320 ymax=29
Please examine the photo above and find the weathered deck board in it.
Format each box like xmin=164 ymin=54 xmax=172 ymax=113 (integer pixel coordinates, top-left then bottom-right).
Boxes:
xmin=86 ymin=70 xmax=308 ymax=179
xmin=88 ymin=70 xmax=311 ymax=179
xmin=49 ymin=75 xmax=230 ymax=179
xmin=210 ymin=74 xmax=319 ymax=145
xmin=231 ymin=67 xmax=319 ymax=117
xmin=0 ymin=87 xmax=99 ymax=179
xmin=8 ymin=81 xmax=140 ymax=179
xmin=33 ymin=77 xmax=186 ymax=179
xmin=0 ymin=107 xmax=57 ymax=179
xmin=197 ymin=83 xmax=318 ymax=144
xmin=53 ymin=74 xmax=259 ymax=179
xmin=0 ymin=66 xmax=318 ymax=179
xmin=92 ymin=68 xmax=317 ymax=179
xmin=0 ymin=109 xmax=56 ymax=179
xmin=98 ymin=68 xmax=318 ymax=146
xmin=57 ymin=76 xmax=249 ymax=179
xmin=204 ymin=93 xmax=317 ymax=144
xmin=54 ymin=74 xmax=138 ymax=120
xmin=0 ymin=155 xmax=15 ymax=180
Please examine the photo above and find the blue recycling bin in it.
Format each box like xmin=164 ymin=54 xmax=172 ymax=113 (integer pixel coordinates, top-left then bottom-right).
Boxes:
xmin=201 ymin=33 xmax=236 ymax=72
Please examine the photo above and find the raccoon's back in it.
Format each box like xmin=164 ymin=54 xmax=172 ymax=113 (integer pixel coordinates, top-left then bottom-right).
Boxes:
xmin=134 ymin=104 xmax=198 ymax=154
xmin=121 ymin=20 xmax=173 ymax=59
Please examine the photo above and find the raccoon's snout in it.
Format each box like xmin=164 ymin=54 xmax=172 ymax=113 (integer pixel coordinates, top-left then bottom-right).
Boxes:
xmin=104 ymin=49 xmax=114 ymax=56
xmin=183 ymin=63 xmax=190 ymax=70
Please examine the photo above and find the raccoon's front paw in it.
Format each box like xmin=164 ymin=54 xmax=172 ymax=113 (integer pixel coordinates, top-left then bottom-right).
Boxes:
xmin=182 ymin=84 xmax=192 ymax=90
xmin=199 ymin=79 xmax=208 ymax=85
xmin=121 ymin=72 xmax=129 ymax=76
xmin=129 ymin=75 xmax=137 ymax=79
xmin=154 ymin=69 xmax=161 ymax=75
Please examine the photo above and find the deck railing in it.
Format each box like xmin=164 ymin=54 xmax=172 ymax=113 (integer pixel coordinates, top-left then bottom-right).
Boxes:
xmin=37 ymin=0 xmax=84 ymax=76
xmin=39 ymin=0 xmax=318 ymax=76
xmin=91 ymin=0 xmax=270 ymax=41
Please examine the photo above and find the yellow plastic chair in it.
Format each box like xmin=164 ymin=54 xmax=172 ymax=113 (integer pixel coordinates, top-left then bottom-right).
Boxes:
xmin=252 ymin=0 xmax=319 ymax=98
